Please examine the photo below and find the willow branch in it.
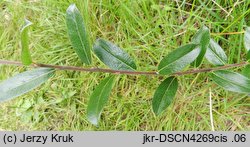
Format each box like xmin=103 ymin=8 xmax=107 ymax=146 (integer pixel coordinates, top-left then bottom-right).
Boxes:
xmin=0 ymin=60 xmax=248 ymax=76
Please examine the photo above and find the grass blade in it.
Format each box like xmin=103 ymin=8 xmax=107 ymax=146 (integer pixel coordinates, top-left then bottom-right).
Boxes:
xmin=87 ymin=75 xmax=115 ymax=126
xmin=93 ymin=38 xmax=137 ymax=71
xmin=0 ymin=68 xmax=55 ymax=102
xmin=158 ymin=44 xmax=200 ymax=75
xmin=191 ymin=26 xmax=210 ymax=67
xmin=205 ymin=39 xmax=228 ymax=66
xmin=21 ymin=19 xmax=33 ymax=65
xmin=210 ymin=70 xmax=250 ymax=93
xmin=247 ymin=51 xmax=250 ymax=61
xmin=152 ymin=76 xmax=178 ymax=115
xmin=66 ymin=4 xmax=92 ymax=65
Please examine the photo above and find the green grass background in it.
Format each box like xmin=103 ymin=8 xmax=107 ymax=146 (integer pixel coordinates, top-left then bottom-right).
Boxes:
xmin=0 ymin=0 xmax=249 ymax=131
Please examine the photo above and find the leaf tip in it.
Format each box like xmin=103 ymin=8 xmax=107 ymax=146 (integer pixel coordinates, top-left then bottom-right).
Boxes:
xmin=152 ymin=108 xmax=161 ymax=116
xmin=87 ymin=115 xmax=98 ymax=126
xmin=21 ymin=19 xmax=33 ymax=32
xmin=67 ymin=3 xmax=77 ymax=13
xmin=202 ymin=25 xmax=209 ymax=30
xmin=24 ymin=19 xmax=32 ymax=26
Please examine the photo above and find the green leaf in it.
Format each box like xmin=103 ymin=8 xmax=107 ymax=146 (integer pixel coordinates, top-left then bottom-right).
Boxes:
xmin=158 ymin=44 xmax=200 ymax=75
xmin=191 ymin=26 xmax=210 ymax=67
xmin=0 ymin=68 xmax=55 ymax=102
xmin=66 ymin=4 xmax=92 ymax=65
xmin=244 ymin=27 xmax=250 ymax=52
xmin=247 ymin=51 xmax=250 ymax=61
xmin=242 ymin=64 xmax=250 ymax=79
xmin=152 ymin=76 xmax=178 ymax=115
xmin=87 ymin=75 xmax=115 ymax=126
xmin=205 ymin=39 xmax=227 ymax=66
xmin=93 ymin=38 xmax=137 ymax=71
xmin=21 ymin=19 xmax=33 ymax=66
xmin=210 ymin=70 xmax=250 ymax=93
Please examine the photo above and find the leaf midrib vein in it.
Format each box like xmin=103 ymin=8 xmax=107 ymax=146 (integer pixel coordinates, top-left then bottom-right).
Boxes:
xmin=100 ymin=42 xmax=135 ymax=70
xmin=93 ymin=77 xmax=113 ymax=118
xmin=213 ymin=72 xmax=250 ymax=91
xmin=156 ymin=78 xmax=176 ymax=114
xmin=71 ymin=12 xmax=90 ymax=64
xmin=159 ymin=47 xmax=199 ymax=72
xmin=0 ymin=69 xmax=54 ymax=99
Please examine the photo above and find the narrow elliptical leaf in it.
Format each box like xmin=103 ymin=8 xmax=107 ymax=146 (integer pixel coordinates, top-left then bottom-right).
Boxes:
xmin=244 ymin=27 xmax=250 ymax=52
xmin=205 ymin=39 xmax=227 ymax=66
xmin=191 ymin=26 xmax=210 ymax=67
xmin=210 ymin=70 xmax=250 ymax=93
xmin=21 ymin=19 xmax=33 ymax=65
xmin=158 ymin=44 xmax=200 ymax=75
xmin=87 ymin=75 xmax=115 ymax=126
xmin=152 ymin=76 xmax=178 ymax=115
xmin=66 ymin=4 xmax=92 ymax=65
xmin=0 ymin=68 xmax=55 ymax=102
xmin=244 ymin=27 xmax=250 ymax=60
xmin=93 ymin=39 xmax=137 ymax=71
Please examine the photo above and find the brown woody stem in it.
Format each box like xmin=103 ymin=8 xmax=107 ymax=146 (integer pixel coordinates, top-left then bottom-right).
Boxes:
xmin=0 ymin=60 xmax=248 ymax=76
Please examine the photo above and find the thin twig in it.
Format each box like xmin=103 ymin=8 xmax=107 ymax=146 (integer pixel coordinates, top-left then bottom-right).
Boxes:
xmin=0 ymin=60 xmax=248 ymax=76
